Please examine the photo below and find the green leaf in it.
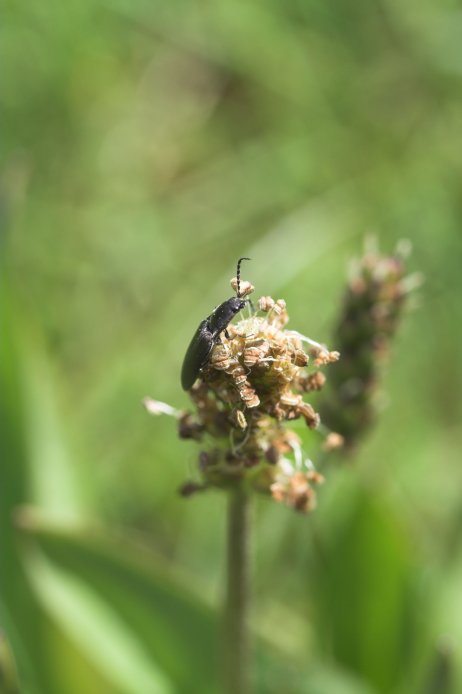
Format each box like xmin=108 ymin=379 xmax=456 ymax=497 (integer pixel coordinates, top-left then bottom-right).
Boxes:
xmin=312 ymin=488 xmax=417 ymax=693
xmin=0 ymin=277 xmax=125 ymax=694
xmin=0 ymin=275 xmax=53 ymax=694
xmin=19 ymin=517 xmax=219 ymax=694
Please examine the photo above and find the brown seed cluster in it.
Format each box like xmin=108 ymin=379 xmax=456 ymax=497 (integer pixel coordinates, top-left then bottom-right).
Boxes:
xmin=177 ymin=276 xmax=340 ymax=514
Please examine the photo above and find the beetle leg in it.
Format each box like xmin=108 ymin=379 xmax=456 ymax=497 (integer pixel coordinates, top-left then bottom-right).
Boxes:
xmin=224 ymin=328 xmax=231 ymax=339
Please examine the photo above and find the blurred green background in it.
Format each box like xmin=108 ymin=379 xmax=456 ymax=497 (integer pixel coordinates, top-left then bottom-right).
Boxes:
xmin=2 ymin=1 xmax=462 ymax=692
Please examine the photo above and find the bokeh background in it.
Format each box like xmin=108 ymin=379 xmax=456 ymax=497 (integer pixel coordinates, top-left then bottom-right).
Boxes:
xmin=2 ymin=1 xmax=462 ymax=693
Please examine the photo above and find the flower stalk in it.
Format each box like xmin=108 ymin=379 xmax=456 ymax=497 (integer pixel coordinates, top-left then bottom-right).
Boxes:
xmin=224 ymin=485 xmax=250 ymax=694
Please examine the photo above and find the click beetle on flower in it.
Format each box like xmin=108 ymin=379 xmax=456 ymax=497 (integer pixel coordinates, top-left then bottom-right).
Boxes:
xmin=181 ymin=257 xmax=251 ymax=390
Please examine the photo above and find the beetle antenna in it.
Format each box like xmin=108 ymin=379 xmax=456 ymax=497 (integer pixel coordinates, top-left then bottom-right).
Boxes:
xmin=236 ymin=257 xmax=251 ymax=297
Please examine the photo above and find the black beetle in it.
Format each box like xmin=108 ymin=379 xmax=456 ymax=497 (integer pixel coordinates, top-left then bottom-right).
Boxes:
xmin=181 ymin=257 xmax=251 ymax=390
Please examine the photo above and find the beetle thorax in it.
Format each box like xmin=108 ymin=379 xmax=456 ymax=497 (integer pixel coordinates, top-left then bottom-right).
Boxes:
xmin=209 ymin=297 xmax=246 ymax=336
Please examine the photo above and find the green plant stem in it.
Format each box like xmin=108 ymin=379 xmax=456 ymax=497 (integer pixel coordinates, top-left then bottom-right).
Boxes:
xmin=224 ymin=486 xmax=251 ymax=694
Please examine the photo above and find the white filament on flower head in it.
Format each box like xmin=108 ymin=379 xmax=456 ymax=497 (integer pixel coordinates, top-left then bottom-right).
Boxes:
xmin=398 ymin=272 xmax=424 ymax=294
xmin=279 ymin=457 xmax=295 ymax=476
xmin=236 ymin=316 xmax=262 ymax=335
xmin=289 ymin=438 xmax=303 ymax=470
xmin=395 ymin=238 xmax=412 ymax=258
xmin=284 ymin=330 xmax=331 ymax=355
xmin=143 ymin=397 xmax=180 ymax=417
xmin=304 ymin=458 xmax=315 ymax=471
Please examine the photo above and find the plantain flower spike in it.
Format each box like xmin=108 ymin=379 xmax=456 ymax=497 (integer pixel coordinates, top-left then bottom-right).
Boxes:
xmin=172 ymin=269 xmax=340 ymax=514
xmin=320 ymin=239 xmax=422 ymax=449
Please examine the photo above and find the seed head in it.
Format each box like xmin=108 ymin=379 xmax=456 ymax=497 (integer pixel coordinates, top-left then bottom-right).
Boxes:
xmin=175 ymin=271 xmax=340 ymax=513
xmin=230 ymin=277 xmax=255 ymax=298
xmin=320 ymin=240 xmax=420 ymax=449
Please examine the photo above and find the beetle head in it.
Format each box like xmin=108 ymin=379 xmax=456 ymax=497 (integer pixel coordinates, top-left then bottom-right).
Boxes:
xmin=228 ymin=296 xmax=248 ymax=315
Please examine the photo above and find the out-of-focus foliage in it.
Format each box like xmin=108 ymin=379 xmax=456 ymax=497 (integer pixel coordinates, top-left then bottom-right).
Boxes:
xmin=1 ymin=0 xmax=462 ymax=692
